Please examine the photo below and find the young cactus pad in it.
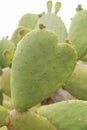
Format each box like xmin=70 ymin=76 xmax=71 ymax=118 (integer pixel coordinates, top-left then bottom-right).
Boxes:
xmin=65 ymin=63 xmax=87 ymax=100
xmin=11 ymin=29 xmax=77 ymax=112
xmin=36 ymin=13 xmax=67 ymax=43
xmin=38 ymin=100 xmax=87 ymax=130
xmin=68 ymin=10 xmax=87 ymax=59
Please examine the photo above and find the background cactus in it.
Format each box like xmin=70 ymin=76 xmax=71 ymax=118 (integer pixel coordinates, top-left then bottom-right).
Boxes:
xmin=35 ymin=1 xmax=67 ymax=43
xmin=68 ymin=8 xmax=87 ymax=59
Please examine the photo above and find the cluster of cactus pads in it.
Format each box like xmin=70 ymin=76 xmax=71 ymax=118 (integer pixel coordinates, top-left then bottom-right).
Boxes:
xmin=0 ymin=1 xmax=87 ymax=130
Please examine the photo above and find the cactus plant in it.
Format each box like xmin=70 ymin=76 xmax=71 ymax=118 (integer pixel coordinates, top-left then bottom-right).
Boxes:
xmin=0 ymin=1 xmax=87 ymax=130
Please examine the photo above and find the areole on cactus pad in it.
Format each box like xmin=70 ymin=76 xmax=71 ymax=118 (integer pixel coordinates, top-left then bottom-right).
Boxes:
xmin=11 ymin=29 xmax=77 ymax=112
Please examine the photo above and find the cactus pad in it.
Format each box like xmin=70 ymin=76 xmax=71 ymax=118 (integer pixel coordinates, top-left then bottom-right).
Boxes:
xmin=68 ymin=10 xmax=87 ymax=59
xmin=11 ymin=29 xmax=77 ymax=111
xmin=38 ymin=100 xmax=87 ymax=130
xmin=65 ymin=63 xmax=87 ymax=100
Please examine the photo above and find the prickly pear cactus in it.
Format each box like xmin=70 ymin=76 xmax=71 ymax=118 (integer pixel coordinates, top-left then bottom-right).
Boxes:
xmin=18 ymin=13 xmax=39 ymax=30
xmin=11 ymin=26 xmax=30 ymax=46
xmin=68 ymin=8 xmax=87 ymax=59
xmin=0 ymin=38 xmax=15 ymax=69
xmin=65 ymin=63 xmax=87 ymax=100
xmin=38 ymin=100 xmax=87 ymax=130
xmin=35 ymin=1 xmax=67 ymax=42
xmin=11 ymin=29 xmax=77 ymax=112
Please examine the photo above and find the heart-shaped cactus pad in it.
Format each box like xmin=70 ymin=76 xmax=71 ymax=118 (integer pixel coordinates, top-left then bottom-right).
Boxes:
xmin=11 ymin=29 xmax=77 ymax=112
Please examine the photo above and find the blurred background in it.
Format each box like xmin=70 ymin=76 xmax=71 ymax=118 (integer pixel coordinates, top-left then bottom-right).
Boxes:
xmin=0 ymin=0 xmax=87 ymax=38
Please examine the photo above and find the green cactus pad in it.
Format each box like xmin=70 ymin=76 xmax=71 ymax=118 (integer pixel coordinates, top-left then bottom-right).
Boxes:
xmin=18 ymin=13 xmax=39 ymax=29
xmin=0 ymin=106 xmax=9 ymax=127
xmin=68 ymin=10 xmax=87 ymax=59
xmin=0 ymin=38 xmax=15 ymax=68
xmin=65 ymin=63 xmax=87 ymax=100
xmin=11 ymin=29 xmax=77 ymax=112
xmin=7 ymin=110 xmax=57 ymax=130
xmin=38 ymin=100 xmax=87 ymax=130
xmin=0 ymin=68 xmax=11 ymax=97
xmin=11 ymin=26 xmax=30 ymax=46
xmin=36 ymin=13 xmax=67 ymax=42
